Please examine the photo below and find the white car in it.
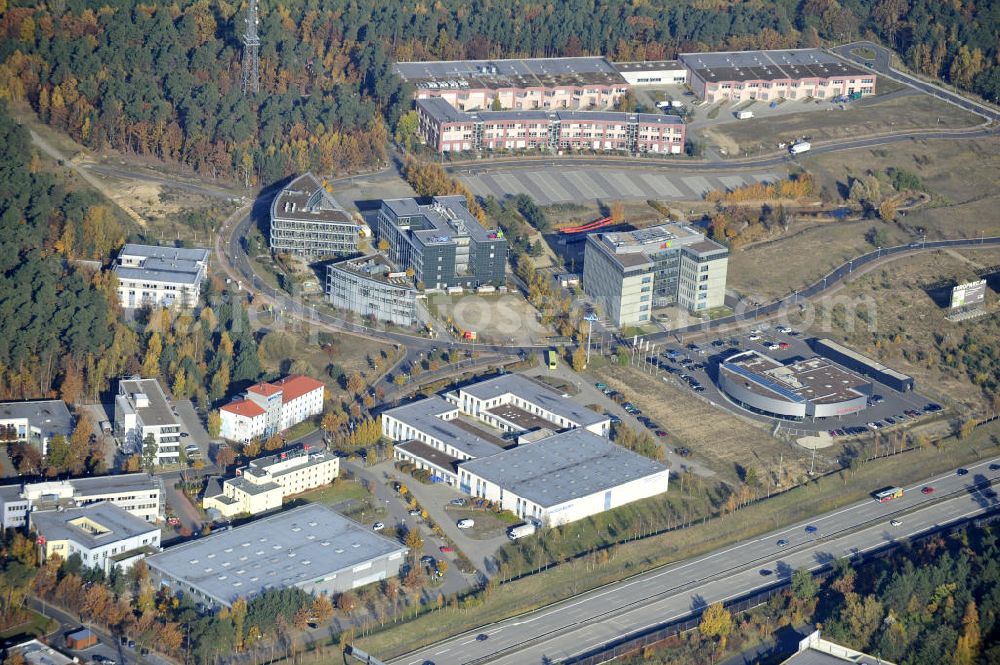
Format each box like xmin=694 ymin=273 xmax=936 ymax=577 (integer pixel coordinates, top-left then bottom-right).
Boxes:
xmin=372 ymin=522 xmax=385 ymax=531
xmin=457 ymin=519 xmax=475 ymax=529
xmin=777 ymin=326 xmax=792 ymax=334
xmin=890 ymin=519 xmax=902 ymax=527
xmin=748 ymin=334 xmax=762 ymax=341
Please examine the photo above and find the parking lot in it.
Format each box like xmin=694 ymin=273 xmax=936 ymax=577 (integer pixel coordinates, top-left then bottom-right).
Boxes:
xmin=642 ymin=327 xmax=939 ymax=436
xmin=457 ymin=166 xmax=781 ymax=205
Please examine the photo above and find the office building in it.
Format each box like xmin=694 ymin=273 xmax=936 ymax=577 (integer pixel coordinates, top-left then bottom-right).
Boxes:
xmin=376 ymin=196 xmax=507 ymax=289
xmin=383 ymin=374 xmax=663 ymax=526
xmin=458 ymin=428 xmax=669 ymax=526
xmin=679 ymin=49 xmax=876 ymax=103
xmin=718 ymin=351 xmax=871 ymax=420
xmin=31 ymin=502 xmax=161 ymax=573
xmin=416 ymin=98 xmax=685 ymax=154
xmin=218 ymin=375 xmax=325 ymax=443
xmin=0 ymin=473 xmax=163 ymax=530
xmin=114 ymin=244 xmax=209 ymax=309
xmin=0 ymin=399 xmax=73 ymax=457
xmin=269 ymin=172 xmax=370 ymax=256
xmin=326 ymin=254 xmax=418 ymax=326
xmin=583 ymin=224 xmax=729 ymax=325
xmin=146 ymin=504 xmax=408 ymax=609
xmin=781 ymin=630 xmax=895 ymax=665
xmin=611 ymin=60 xmax=688 ymax=86
xmin=808 ymin=338 xmax=914 ymax=392
xmin=395 ymin=57 xmax=628 ymax=111
xmin=114 ymin=378 xmax=181 ymax=465
xmin=203 ymin=445 xmax=339 ymax=518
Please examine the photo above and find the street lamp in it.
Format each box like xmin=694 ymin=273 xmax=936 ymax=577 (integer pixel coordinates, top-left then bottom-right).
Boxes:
xmin=584 ymin=313 xmax=599 ymax=364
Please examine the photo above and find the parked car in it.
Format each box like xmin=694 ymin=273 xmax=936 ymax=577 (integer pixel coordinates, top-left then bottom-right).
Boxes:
xmin=449 ymin=498 xmax=466 ymax=506
xmin=372 ymin=522 xmax=385 ymax=531
xmin=921 ymin=486 xmax=934 ymax=495
xmin=439 ymin=546 xmax=454 ymax=553
xmin=457 ymin=519 xmax=475 ymax=529
xmin=655 ymin=430 xmax=667 ymax=437
xmin=676 ymin=448 xmax=691 ymax=457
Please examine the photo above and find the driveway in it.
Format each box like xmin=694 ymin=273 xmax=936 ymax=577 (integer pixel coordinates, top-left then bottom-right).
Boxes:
xmin=343 ymin=460 xmax=481 ymax=591
xmin=171 ymin=399 xmax=212 ymax=455
xmin=355 ymin=460 xmax=508 ymax=578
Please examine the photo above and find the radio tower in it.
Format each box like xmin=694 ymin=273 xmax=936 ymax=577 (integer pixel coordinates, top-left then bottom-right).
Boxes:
xmin=241 ymin=0 xmax=260 ymax=95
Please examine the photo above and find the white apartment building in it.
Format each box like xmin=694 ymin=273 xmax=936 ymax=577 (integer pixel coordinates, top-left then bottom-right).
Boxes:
xmin=114 ymin=244 xmax=210 ymax=309
xmin=203 ymin=446 xmax=339 ymax=518
xmin=114 ymin=378 xmax=181 ymax=465
xmin=31 ymin=502 xmax=161 ymax=573
xmin=583 ymin=224 xmax=729 ymax=326
xmin=0 ymin=473 xmax=162 ymax=530
xmin=0 ymin=400 xmax=73 ymax=457
xmin=219 ymin=375 xmax=325 ymax=443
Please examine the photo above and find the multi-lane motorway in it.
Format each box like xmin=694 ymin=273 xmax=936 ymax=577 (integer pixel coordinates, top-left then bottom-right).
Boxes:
xmin=391 ymin=458 xmax=1000 ymax=665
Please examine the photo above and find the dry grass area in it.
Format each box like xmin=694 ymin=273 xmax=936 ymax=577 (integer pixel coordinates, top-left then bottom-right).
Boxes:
xmin=595 ymin=365 xmax=814 ymax=483
xmin=728 ymin=137 xmax=1000 ymax=301
xmin=701 ymin=92 xmax=982 ymax=156
xmin=817 ymin=249 xmax=1000 ymax=412
xmin=426 ymin=292 xmax=556 ymax=345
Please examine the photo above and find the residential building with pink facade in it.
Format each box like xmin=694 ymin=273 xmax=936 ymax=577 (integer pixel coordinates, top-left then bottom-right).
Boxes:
xmin=395 ymin=57 xmax=628 ymax=111
xmin=416 ymin=98 xmax=685 ymax=155
xmin=679 ymin=48 xmax=876 ymax=103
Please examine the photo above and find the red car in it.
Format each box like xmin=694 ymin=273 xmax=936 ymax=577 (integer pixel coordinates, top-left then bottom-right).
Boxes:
xmin=921 ymin=486 xmax=934 ymax=495
xmin=778 ymin=342 xmax=790 ymax=349
xmin=439 ymin=546 xmax=454 ymax=553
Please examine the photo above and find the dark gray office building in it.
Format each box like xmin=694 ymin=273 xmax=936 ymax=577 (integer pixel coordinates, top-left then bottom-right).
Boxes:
xmin=376 ymin=196 xmax=507 ymax=289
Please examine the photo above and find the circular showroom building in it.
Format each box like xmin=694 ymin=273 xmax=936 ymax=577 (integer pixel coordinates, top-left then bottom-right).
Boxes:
xmin=718 ymin=350 xmax=871 ymax=420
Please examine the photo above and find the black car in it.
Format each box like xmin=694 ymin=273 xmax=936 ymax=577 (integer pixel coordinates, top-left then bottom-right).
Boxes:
xmin=759 ymin=568 xmax=773 ymax=576
xmin=676 ymin=448 xmax=691 ymax=457
xmin=712 ymin=339 xmax=725 ymax=347
xmin=957 ymin=468 xmax=969 ymax=476
xmin=925 ymin=403 xmax=942 ymax=412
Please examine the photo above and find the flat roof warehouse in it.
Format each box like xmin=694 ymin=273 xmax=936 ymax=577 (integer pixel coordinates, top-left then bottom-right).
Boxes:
xmin=146 ymin=504 xmax=406 ymax=608
xmin=722 ymin=352 xmax=870 ymax=405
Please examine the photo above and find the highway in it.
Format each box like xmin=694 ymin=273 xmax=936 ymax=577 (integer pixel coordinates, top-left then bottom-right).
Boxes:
xmin=390 ymin=457 xmax=1000 ymax=665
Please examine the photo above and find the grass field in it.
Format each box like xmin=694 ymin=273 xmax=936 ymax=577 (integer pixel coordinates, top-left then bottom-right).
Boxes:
xmin=701 ymin=92 xmax=982 ymax=157
xmin=595 ymin=365 xmax=814 ymax=484
xmin=817 ymin=249 xmax=1000 ymax=412
xmin=355 ymin=419 xmax=1000 ymax=660
xmin=297 ymin=479 xmax=372 ymax=507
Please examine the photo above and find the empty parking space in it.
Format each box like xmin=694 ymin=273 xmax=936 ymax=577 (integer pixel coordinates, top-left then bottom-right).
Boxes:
xmin=457 ymin=167 xmax=784 ymax=204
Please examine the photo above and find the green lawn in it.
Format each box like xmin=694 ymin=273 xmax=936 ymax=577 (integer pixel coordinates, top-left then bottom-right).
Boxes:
xmin=357 ymin=420 xmax=1000 ymax=659
xmin=0 ymin=610 xmax=56 ymax=639
xmin=296 ymin=479 xmax=371 ymax=507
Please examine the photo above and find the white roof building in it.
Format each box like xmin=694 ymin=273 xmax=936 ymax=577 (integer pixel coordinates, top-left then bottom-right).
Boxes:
xmin=31 ymin=501 xmax=161 ymax=573
xmin=114 ymin=243 xmax=209 ymax=309
xmin=114 ymin=377 xmax=182 ymax=465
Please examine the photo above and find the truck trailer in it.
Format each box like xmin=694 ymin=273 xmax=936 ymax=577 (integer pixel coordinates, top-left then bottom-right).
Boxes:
xmin=508 ymin=523 xmax=537 ymax=540
xmin=789 ymin=141 xmax=811 ymax=155
xmin=66 ymin=628 xmax=98 ymax=650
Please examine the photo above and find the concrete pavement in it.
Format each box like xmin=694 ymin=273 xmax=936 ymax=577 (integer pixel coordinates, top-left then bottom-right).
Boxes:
xmin=390 ymin=456 xmax=1000 ymax=664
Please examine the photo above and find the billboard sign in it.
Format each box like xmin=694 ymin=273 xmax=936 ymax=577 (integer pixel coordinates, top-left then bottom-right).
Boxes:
xmin=951 ymin=280 xmax=986 ymax=309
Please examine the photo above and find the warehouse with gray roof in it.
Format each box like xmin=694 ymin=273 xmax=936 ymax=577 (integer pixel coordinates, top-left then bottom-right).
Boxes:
xmin=145 ymin=504 xmax=407 ymax=609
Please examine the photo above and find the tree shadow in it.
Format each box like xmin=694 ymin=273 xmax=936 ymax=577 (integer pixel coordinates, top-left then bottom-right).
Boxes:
xmin=775 ymin=560 xmax=794 ymax=580
xmin=969 ymin=473 xmax=999 ymax=509
xmin=690 ymin=593 xmax=708 ymax=611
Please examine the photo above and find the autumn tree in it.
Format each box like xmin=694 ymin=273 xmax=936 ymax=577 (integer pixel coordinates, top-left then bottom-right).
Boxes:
xmin=336 ymin=591 xmax=357 ymax=614
xmin=699 ymin=602 xmax=733 ymax=650
xmin=264 ymin=434 xmax=283 ymax=452
xmin=207 ymin=410 xmax=222 ymax=438
xmin=571 ymin=345 xmax=587 ymax=371
xmin=404 ymin=528 xmax=424 ymax=552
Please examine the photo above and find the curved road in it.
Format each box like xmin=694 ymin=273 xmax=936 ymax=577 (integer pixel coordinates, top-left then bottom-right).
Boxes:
xmin=830 ymin=41 xmax=1000 ymax=123
xmin=390 ymin=458 xmax=1000 ymax=665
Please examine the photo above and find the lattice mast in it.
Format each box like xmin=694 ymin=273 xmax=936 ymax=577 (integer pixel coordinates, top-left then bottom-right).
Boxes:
xmin=241 ymin=0 xmax=260 ymax=95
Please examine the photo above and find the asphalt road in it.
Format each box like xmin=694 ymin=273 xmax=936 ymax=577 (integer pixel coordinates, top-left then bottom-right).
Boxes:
xmin=390 ymin=457 xmax=1000 ymax=665
xmin=830 ymin=41 xmax=1000 ymax=123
